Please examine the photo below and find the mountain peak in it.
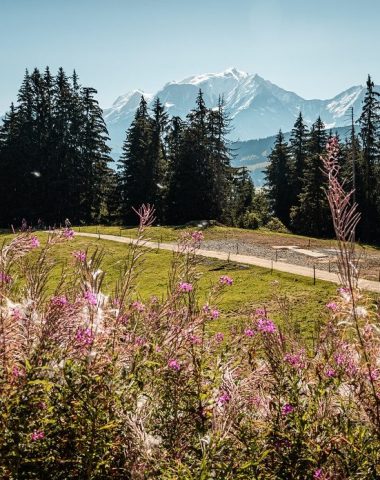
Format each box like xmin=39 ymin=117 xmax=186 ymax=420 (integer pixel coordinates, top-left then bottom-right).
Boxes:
xmin=105 ymin=71 xmax=368 ymax=155
xmin=178 ymin=67 xmax=249 ymax=86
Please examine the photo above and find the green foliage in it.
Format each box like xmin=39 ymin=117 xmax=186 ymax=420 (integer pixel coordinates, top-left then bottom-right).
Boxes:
xmin=0 ymin=67 xmax=112 ymax=227
xmin=265 ymin=217 xmax=289 ymax=233
xmin=240 ymin=211 xmax=260 ymax=229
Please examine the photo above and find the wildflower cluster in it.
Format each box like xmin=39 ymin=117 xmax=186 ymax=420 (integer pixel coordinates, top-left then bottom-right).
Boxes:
xmin=0 ymin=202 xmax=379 ymax=478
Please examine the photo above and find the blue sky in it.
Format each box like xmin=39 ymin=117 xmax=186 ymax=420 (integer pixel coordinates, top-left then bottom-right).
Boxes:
xmin=1 ymin=0 xmax=380 ymax=111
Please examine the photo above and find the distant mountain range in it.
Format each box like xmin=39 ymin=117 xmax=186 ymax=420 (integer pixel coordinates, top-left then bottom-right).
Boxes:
xmin=232 ymin=125 xmax=359 ymax=187
xmin=104 ymin=68 xmax=368 ymax=186
xmin=104 ymin=67 xmax=368 ymax=162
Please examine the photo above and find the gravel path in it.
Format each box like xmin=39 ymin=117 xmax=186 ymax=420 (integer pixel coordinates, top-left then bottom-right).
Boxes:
xmin=75 ymin=232 xmax=380 ymax=294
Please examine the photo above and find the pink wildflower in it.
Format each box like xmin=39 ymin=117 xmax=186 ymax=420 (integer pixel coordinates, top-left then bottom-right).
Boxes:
xmin=220 ymin=275 xmax=233 ymax=286
xmin=281 ymin=403 xmax=294 ymax=415
xmin=215 ymin=332 xmax=224 ymax=343
xmin=134 ymin=336 xmax=146 ymax=346
xmin=218 ymin=391 xmax=231 ymax=406
xmin=0 ymin=272 xmax=12 ymax=284
xmin=168 ymin=359 xmax=181 ymax=371
xmin=179 ymin=282 xmax=193 ymax=292
xmin=188 ymin=334 xmax=202 ymax=345
xmin=191 ymin=231 xmax=204 ymax=243
xmin=73 ymin=250 xmax=86 ymax=262
xmin=210 ymin=308 xmax=220 ymax=319
xmin=11 ymin=307 xmax=22 ymax=320
xmin=51 ymin=295 xmax=68 ymax=307
xmin=325 ymin=367 xmax=336 ymax=378
xmin=314 ymin=469 xmax=323 ymax=479
xmin=255 ymin=308 xmax=266 ymax=316
xmin=75 ymin=327 xmax=94 ymax=346
xmin=244 ymin=328 xmax=255 ymax=337
xmin=284 ymin=352 xmax=305 ymax=370
xmin=84 ymin=290 xmax=97 ymax=306
xmin=12 ymin=366 xmax=24 ymax=378
xmin=63 ymin=228 xmax=75 ymax=239
xmin=131 ymin=300 xmax=145 ymax=312
xmin=326 ymin=302 xmax=338 ymax=312
xmin=30 ymin=236 xmax=40 ymax=248
xmin=257 ymin=318 xmax=276 ymax=333
xmin=31 ymin=430 xmax=45 ymax=441
xmin=368 ymin=369 xmax=380 ymax=381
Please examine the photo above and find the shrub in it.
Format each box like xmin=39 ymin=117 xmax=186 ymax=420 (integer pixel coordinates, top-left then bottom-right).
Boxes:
xmin=265 ymin=216 xmax=289 ymax=233
xmin=240 ymin=211 xmax=261 ymax=229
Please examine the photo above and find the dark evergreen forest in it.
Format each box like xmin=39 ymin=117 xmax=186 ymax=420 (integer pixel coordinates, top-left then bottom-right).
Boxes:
xmin=0 ymin=68 xmax=379 ymax=243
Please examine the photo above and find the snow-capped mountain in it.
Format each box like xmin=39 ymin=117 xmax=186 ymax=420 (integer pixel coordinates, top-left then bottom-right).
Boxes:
xmin=104 ymin=68 xmax=366 ymax=157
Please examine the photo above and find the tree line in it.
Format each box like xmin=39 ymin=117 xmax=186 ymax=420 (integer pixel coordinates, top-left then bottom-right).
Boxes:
xmin=0 ymin=68 xmax=113 ymax=226
xmin=0 ymin=67 xmax=255 ymax=228
xmin=265 ymin=75 xmax=380 ymax=242
xmin=0 ymin=67 xmax=379 ymax=243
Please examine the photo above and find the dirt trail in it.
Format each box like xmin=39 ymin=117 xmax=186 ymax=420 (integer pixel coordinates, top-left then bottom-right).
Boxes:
xmin=75 ymin=232 xmax=380 ymax=294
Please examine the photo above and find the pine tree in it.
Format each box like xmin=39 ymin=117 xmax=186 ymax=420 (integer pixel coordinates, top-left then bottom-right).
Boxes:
xmin=231 ymin=166 xmax=255 ymax=225
xmin=0 ymin=103 xmax=21 ymax=225
xmin=265 ymin=130 xmax=292 ymax=225
xmin=291 ymin=117 xmax=331 ymax=236
xmin=207 ymin=96 xmax=232 ymax=221
xmin=79 ymin=86 xmax=111 ymax=223
xmin=118 ymin=96 xmax=153 ymax=223
xmin=288 ymin=112 xmax=309 ymax=208
xmin=166 ymin=90 xmax=212 ymax=223
xmin=357 ymin=75 xmax=380 ymax=239
xmin=149 ymin=98 xmax=168 ymax=221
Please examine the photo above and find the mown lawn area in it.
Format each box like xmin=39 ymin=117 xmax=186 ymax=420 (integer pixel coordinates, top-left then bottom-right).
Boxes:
xmin=1 ymin=232 xmax=335 ymax=342
xmin=74 ymin=224 xmax=380 ymax=251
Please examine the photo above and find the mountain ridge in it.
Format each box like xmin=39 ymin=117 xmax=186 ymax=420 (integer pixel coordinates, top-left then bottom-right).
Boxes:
xmin=104 ymin=68 xmax=367 ymax=158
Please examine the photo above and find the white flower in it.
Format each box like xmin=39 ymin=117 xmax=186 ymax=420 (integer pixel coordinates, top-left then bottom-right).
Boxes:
xmin=354 ymin=306 xmax=368 ymax=318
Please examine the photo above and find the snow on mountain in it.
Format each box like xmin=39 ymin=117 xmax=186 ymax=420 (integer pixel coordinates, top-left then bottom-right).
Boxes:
xmin=104 ymin=68 xmax=367 ymax=157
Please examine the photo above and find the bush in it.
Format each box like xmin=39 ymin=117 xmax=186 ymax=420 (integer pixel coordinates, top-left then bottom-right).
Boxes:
xmin=240 ymin=211 xmax=261 ymax=229
xmin=265 ymin=216 xmax=289 ymax=233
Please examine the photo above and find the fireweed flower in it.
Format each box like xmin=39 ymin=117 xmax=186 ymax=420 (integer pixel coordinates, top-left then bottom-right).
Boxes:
xmin=31 ymin=430 xmax=45 ymax=441
xmin=220 ymin=275 xmax=233 ymax=286
xmin=326 ymin=302 xmax=338 ymax=312
xmin=75 ymin=328 xmax=94 ymax=346
xmin=30 ymin=236 xmax=40 ymax=248
xmin=179 ymin=282 xmax=193 ymax=292
xmin=51 ymin=295 xmax=68 ymax=307
xmin=325 ymin=367 xmax=336 ymax=378
xmin=131 ymin=300 xmax=145 ymax=312
xmin=12 ymin=366 xmax=24 ymax=378
xmin=338 ymin=287 xmax=351 ymax=302
xmin=84 ymin=290 xmax=97 ymax=306
xmin=73 ymin=250 xmax=86 ymax=262
xmin=218 ymin=391 xmax=231 ymax=406
xmin=188 ymin=334 xmax=202 ymax=345
xmin=244 ymin=328 xmax=255 ymax=337
xmin=11 ymin=307 xmax=22 ymax=320
xmin=168 ymin=359 xmax=181 ymax=371
xmin=255 ymin=308 xmax=266 ymax=316
xmin=284 ymin=352 xmax=305 ymax=370
xmin=0 ymin=272 xmax=12 ymax=284
xmin=281 ymin=404 xmax=294 ymax=415
xmin=215 ymin=332 xmax=224 ymax=342
xmin=257 ymin=318 xmax=276 ymax=333
xmin=63 ymin=228 xmax=75 ymax=239
xmin=191 ymin=231 xmax=204 ymax=243
xmin=210 ymin=309 xmax=220 ymax=319
xmin=313 ymin=469 xmax=323 ymax=479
